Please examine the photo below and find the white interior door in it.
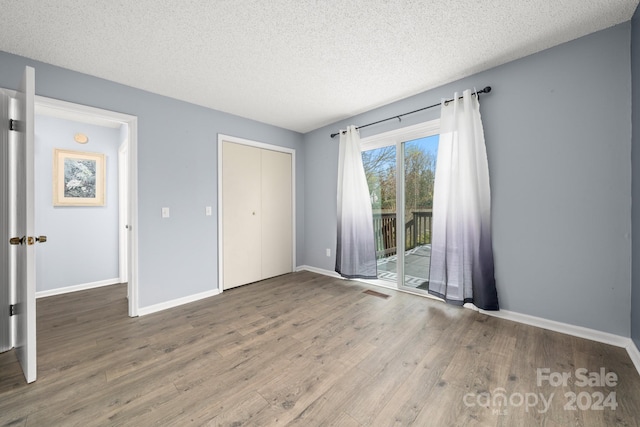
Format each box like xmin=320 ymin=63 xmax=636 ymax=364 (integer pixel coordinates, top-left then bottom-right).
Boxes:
xmin=0 ymin=91 xmax=10 ymax=353
xmin=222 ymin=141 xmax=262 ymax=289
xmin=261 ymin=149 xmax=292 ymax=279
xmin=14 ymin=66 xmax=37 ymax=383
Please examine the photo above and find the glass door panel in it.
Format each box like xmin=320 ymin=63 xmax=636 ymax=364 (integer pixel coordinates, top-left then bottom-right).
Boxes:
xmin=362 ymin=145 xmax=397 ymax=283
xmin=402 ymin=135 xmax=439 ymax=291
xmin=362 ymin=128 xmax=439 ymax=291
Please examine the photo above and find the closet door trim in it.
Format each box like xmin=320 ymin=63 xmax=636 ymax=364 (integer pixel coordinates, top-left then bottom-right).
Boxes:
xmin=217 ymin=134 xmax=296 ymax=292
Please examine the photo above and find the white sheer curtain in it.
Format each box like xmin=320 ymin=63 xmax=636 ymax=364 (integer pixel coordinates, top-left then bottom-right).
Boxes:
xmin=428 ymin=89 xmax=499 ymax=310
xmin=335 ymin=125 xmax=377 ymax=279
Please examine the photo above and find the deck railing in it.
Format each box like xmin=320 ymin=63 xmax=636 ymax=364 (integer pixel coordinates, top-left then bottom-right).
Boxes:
xmin=373 ymin=210 xmax=432 ymax=258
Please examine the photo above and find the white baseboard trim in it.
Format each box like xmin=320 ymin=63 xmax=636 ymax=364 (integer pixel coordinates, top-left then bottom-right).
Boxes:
xmin=297 ymin=264 xmax=640 ymax=376
xmin=36 ymin=278 xmax=121 ymax=298
xmin=296 ymin=265 xmax=342 ymax=279
xmin=137 ymin=289 xmax=221 ymax=317
xmin=478 ymin=308 xmax=630 ymax=348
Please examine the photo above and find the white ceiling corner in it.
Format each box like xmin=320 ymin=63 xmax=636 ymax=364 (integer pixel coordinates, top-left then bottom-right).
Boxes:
xmin=0 ymin=0 xmax=638 ymax=133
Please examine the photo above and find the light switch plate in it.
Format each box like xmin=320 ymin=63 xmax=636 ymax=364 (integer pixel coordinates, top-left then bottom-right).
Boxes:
xmin=205 ymin=206 xmax=212 ymax=216
xmin=162 ymin=207 xmax=170 ymax=218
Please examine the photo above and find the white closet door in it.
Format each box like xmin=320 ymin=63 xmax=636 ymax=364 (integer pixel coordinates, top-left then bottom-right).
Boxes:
xmin=261 ymin=149 xmax=292 ymax=279
xmin=222 ymin=141 xmax=262 ymax=289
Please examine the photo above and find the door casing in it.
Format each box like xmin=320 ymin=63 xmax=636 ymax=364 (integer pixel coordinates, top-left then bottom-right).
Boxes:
xmin=359 ymin=120 xmax=440 ymax=294
xmin=32 ymin=96 xmax=140 ymax=317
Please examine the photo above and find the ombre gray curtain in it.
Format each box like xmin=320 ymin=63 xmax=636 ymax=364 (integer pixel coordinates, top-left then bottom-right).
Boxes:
xmin=335 ymin=125 xmax=377 ymax=279
xmin=428 ymin=90 xmax=499 ymax=310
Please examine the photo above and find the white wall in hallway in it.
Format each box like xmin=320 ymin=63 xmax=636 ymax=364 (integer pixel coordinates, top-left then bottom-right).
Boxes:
xmin=34 ymin=114 xmax=120 ymax=292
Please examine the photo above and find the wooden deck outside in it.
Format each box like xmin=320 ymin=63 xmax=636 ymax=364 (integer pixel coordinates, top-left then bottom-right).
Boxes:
xmin=373 ymin=210 xmax=432 ymax=288
xmin=376 ymin=244 xmax=431 ymax=288
xmin=373 ymin=210 xmax=432 ymax=258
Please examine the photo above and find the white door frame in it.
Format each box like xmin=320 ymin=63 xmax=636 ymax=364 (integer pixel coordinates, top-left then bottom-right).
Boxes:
xmin=118 ymin=141 xmax=129 ymax=283
xmin=35 ymin=96 xmax=140 ymax=317
xmin=359 ymin=120 xmax=440 ymax=294
xmin=217 ymin=134 xmax=296 ymax=292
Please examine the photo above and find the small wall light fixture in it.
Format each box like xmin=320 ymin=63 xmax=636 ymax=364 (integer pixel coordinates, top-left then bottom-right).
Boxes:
xmin=74 ymin=133 xmax=89 ymax=144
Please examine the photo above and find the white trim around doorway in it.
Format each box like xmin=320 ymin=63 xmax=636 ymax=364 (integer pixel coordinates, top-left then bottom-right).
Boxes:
xmin=35 ymin=96 xmax=140 ymax=317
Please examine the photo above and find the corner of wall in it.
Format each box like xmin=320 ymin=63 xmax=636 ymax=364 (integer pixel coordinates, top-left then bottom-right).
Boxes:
xmin=631 ymin=3 xmax=640 ymax=352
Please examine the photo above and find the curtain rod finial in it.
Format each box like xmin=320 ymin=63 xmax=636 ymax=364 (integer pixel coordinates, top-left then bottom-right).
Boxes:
xmin=483 ymin=86 xmax=491 ymax=93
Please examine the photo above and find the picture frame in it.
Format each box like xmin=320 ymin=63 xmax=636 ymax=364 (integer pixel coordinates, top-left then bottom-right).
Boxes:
xmin=53 ymin=148 xmax=105 ymax=206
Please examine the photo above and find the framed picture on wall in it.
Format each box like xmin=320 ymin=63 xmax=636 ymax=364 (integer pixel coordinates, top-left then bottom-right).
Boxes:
xmin=53 ymin=149 xmax=105 ymax=206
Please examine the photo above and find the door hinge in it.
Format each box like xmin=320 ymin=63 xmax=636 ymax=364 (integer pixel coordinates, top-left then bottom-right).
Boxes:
xmin=9 ymin=119 xmax=16 ymax=131
xmin=9 ymin=304 xmax=15 ymax=316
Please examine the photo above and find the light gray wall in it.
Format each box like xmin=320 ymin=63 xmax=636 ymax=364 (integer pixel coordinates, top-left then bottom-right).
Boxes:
xmin=0 ymin=50 xmax=305 ymax=309
xmin=1 ymin=22 xmax=633 ymax=338
xmin=34 ymin=115 xmax=120 ymax=291
xmin=631 ymin=6 xmax=640 ymax=351
xmin=304 ymin=23 xmax=633 ymax=337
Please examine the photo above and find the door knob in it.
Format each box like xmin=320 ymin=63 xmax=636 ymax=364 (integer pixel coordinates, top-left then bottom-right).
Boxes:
xmin=26 ymin=236 xmax=47 ymax=245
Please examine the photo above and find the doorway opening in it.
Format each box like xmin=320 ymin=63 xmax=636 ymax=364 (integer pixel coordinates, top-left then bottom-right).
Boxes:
xmin=35 ymin=97 xmax=139 ymax=317
xmin=360 ymin=120 xmax=440 ymax=295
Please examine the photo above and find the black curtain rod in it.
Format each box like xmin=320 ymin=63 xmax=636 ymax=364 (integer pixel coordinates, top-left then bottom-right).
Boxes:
xmin=330 ymin=86 xmax=492 ymax=138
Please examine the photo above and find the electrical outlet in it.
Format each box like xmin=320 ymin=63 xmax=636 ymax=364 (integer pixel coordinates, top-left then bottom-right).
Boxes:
xmin=162 ymin=207 xmax=170 ymax=218
xmin=326 ymin=248 xmax=331 ymax=257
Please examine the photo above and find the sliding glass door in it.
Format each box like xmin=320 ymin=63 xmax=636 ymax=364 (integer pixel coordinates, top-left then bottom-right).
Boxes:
xmin=361 ymin=121 xmax=439 ymax=293
xmin=402 ymin=135 xmax=438 ymax=291
xmin=363 ymin=145 xmax=397 ymax=281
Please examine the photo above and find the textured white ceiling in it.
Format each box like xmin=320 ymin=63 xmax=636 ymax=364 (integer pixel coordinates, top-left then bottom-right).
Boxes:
xmin=0 ymin=0 xmax=638 ymax=133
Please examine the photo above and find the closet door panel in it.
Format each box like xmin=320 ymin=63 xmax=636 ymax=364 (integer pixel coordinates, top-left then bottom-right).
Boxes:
xmin=261 ymin=149 xmax=292 ymax=279
xmin=222 ymin=141 xmax=262 ymax=289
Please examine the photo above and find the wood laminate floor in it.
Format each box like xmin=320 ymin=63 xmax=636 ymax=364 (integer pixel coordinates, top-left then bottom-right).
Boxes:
xmin=1 ymin=271 xmax=639 ymax=426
